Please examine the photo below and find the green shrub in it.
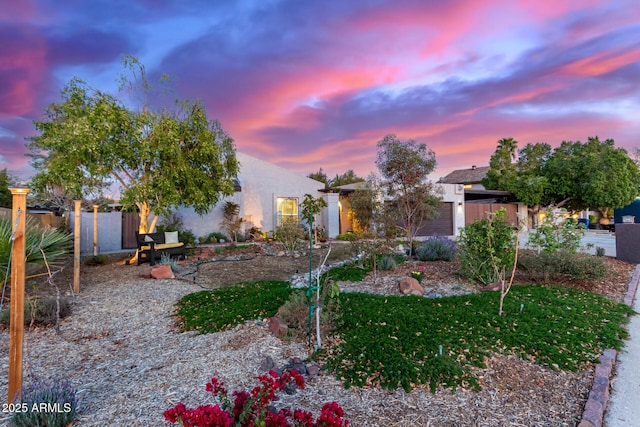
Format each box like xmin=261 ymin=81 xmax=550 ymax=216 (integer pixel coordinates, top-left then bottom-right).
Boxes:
xmin=322 ymin=262 xmax=371 ymax=283
xmin=416 ymin=236 xmax=457 ymax=261
xmin=275 ymin=290 xmax=309 ymax=341
xmin=276 ymin=289 xmax=340 ymax=341
xmin=274 ymin=223 xmax=305 ymax=252
xmin=336 ymin=233 xmax=356 ymax=241
xmin=0 ymin=217 xmax=72 ymax=280
xmin=457 ymin=209 xmax=517 ymax=284
xmin=527 ymin=211 xmax=585 ymax=253
xmin=178 ymin=230 xmax=196 ymax=245
xmin=159 ymin=252 xmax=178 ymax=271
xmin=0 ymin=297 xmax=72 ymax=327
xmin=378 ymin=254 xmax=397 ymax=271
xmin=201 ymin=231 xmax=228 ymax=244
xmin=595 ymin=246 xmax=606 ymax=257
xmin=83 ymin=254 xmax=110 ymax=266
xmin=11 ymin=377 xmax=77 ymax=427
xmin=517 ymin=250 xmax=608 ymax=281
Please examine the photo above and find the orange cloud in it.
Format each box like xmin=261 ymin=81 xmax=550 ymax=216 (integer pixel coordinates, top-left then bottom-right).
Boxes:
xmin=562 ymin=48 xmax=640 ymax=77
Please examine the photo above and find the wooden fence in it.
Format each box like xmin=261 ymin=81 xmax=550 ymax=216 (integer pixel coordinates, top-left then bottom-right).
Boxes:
xmin=464 ymin=203 xmax=519 ymax=226
xmin=0 ymin=207 xmax=63 ymax=228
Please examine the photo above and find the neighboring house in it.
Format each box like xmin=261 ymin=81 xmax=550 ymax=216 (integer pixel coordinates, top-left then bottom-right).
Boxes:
xmin=439 ymin=165 xmax=527 ymax=229
xmin=327 ymin=182 xmax=466 ymax=238
xmin=177 ymin=152 xmax=340 ymax=239
xmin=438 ymin=165 xmax=490 ymax=191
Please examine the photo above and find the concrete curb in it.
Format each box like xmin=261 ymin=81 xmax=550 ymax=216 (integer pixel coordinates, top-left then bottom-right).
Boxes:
xmin=577 ymin=264 xmax=640 ymax=427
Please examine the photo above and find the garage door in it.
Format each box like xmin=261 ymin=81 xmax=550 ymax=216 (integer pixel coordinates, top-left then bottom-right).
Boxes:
xmin=415 ymin=202 xmax=454 ymax=236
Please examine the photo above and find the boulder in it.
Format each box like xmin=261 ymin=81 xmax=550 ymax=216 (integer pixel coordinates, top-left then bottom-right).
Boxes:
xmin=306 ymin=364 xmax=321 ymax=377
xmin=259 ymin=355 xmax=276 ymax=372
xmin=398 ymin=277 xmax=424 ymax=295
xmin=150 ymin=264 xmax=175 ymax=280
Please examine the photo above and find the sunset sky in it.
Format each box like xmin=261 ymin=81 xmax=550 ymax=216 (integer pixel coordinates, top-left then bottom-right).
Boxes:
xmin=1 ymin=0 xmax=639 ymax=184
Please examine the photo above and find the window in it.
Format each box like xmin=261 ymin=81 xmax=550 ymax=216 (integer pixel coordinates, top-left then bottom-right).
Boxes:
xmin=276 ymin=197 xmax=298 ymax=226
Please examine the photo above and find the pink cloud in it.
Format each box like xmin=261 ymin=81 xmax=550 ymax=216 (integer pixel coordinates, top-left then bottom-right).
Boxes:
xmin=0 ymin=31 xmax=48 ymax=116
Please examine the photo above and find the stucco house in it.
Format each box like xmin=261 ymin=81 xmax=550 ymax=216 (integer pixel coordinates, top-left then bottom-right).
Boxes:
xmin=325 ymin=181 xmax=466 ymax=238
xmin=70 ymin=157 xmax=485 ymax=254
xmin=176 ymin=152 xmax=340 ymax=239
xmin=439 ymin=165 xmax=527 ymax=229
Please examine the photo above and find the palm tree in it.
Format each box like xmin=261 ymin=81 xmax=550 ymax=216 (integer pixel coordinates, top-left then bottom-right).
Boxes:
xmin=497 ymin=137 xmax=518 ymax=162
xmin=0 ymin=217 xmax=72 ymax=282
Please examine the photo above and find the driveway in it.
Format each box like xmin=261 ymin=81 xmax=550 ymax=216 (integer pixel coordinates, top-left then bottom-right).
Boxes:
xmin=519 ymin=230 xmax=617 ymax=257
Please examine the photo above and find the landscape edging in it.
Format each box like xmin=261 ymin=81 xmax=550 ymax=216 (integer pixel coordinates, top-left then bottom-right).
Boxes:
xmin=577 ymin=264 xmax=640 ymax=427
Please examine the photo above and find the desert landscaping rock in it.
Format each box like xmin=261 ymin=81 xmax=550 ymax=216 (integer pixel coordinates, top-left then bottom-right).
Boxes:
xmin=150 ymin=264 xmax=174 ymax=279
xmin=398 ymin=276 xmax=425 ymax=295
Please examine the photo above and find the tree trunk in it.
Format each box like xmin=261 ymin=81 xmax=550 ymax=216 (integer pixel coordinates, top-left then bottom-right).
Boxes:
xmin=128 ymin=201 xmax=156 ymax=265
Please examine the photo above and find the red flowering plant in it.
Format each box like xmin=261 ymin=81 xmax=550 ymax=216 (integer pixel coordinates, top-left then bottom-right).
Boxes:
xmin=164 ymin=369 xmax=349 ymax=427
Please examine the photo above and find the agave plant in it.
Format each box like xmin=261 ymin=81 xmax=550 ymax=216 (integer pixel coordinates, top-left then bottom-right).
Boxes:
xmin=0 ymin=217 xmax=72 ymax=279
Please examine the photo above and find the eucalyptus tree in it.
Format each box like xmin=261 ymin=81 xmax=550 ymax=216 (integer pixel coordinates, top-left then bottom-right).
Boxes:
xmin=375 ymin=134 xmax=442 ymax=253
xmin=26 ymin=59 xmax=239 ymax=235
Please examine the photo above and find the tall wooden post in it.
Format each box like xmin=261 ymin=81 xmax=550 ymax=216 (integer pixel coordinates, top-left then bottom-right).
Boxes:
xmin=8 ymin=187 xmax=29 ymax=403
xmin=93 ymin=205 xmax=99 ymax=256
xmin=73 ymin=200 xmax=81 ymax=293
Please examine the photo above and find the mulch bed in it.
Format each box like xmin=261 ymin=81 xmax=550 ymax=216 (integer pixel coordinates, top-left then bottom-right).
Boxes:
xmin=0 ymin=246 xmax=635 ymax=426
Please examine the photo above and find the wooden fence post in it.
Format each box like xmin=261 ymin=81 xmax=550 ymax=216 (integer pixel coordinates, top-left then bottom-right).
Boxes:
xmin=73 ymin=200 xmax=81 ymax=293
xmin=8 ymin=187 xmax=29 ymax=403
xmin=93 ymin=205 xmax=99 ymax=256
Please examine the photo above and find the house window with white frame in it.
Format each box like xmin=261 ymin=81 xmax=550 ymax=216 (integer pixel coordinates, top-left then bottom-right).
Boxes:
xmin=276 ymin=197 xmax=298 ymax=226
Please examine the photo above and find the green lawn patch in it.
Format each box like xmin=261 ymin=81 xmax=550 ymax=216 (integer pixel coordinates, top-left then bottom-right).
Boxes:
xmin=175 ymin=280 xmax=293 ymax=334
xmin=326 ymin=285 xmax=633 ymax=392
xmin=322 ymin=262 xmax=372 ymax=283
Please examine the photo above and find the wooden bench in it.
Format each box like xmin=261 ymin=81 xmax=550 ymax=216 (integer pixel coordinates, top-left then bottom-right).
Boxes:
xmin=135 ymin=231 xmax=186 ymax=266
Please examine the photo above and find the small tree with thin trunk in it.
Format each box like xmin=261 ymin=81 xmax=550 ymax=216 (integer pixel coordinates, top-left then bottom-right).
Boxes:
xmin=375 ymin=134 xmax=442 ymax=254
xmin=300 ymin=194 xmax=327 ymax=348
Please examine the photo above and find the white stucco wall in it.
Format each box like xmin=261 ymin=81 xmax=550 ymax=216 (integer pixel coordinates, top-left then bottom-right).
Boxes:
xmin=176 ymin=152 xmax=326 ymax=239
xmin=321 ymin=193 xmax=340 ymax=238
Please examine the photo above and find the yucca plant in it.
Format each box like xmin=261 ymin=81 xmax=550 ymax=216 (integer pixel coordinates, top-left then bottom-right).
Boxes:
xmin=0 ymin=217 xmax=73 ymax=279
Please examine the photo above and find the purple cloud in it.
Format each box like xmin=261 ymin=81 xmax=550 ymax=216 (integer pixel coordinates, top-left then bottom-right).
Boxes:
xmin=1 ymin=0 xmax=638 ymax=183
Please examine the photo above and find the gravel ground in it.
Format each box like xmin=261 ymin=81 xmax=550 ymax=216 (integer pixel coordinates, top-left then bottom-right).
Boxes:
xmin=0 ymin=248 xmax=634 ymax=426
